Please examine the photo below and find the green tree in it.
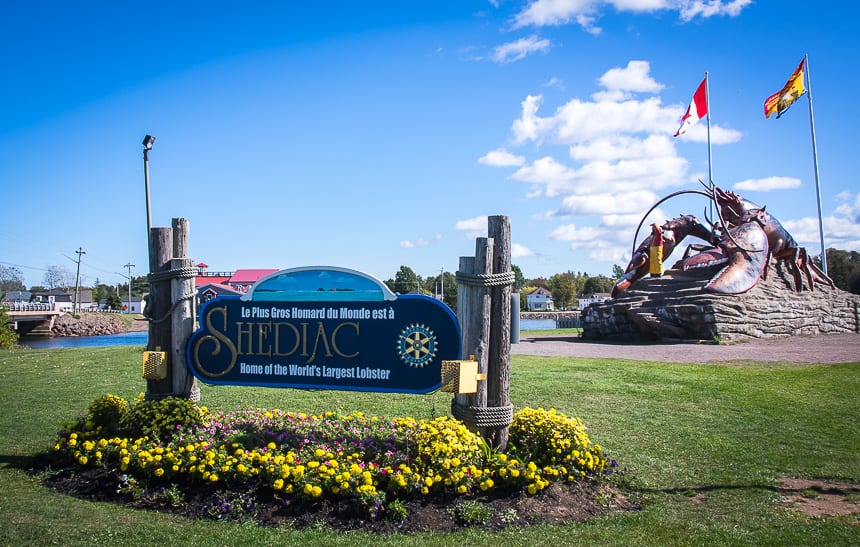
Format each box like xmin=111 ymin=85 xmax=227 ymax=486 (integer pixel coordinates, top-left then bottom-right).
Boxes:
xmin=386 ymin=266 xmax=421 ymax=294
xmin=825 ymin=248 xmax=860 ymax=295
xmin=0 ymin=293 xmax=19 ymax=349
xmin=423 ymin=271 xmax=457 ymax=309
xmin=511 ymin=264 xmax=526 ymax=291
xmin=104 ymin=293 xmax=123 ymax=311
xmin=583 ymin=275 xmax=614 ymax=295
xmin=548 ymin=273 xmax=576 ymax=310
xmin=0 ymin=265 xmax=26 ymax=292
xmin=612 ymin=264 xmax=625 ymax=280
xmin=131 ymin=275 xmax=148 ymax=297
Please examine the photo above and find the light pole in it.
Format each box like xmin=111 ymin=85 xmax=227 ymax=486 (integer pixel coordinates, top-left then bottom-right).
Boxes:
xmin=142 ymin=135 xmax=156 ymax=237
xmin=123 ymin=263 xmax=135 ymax=313
xmin=73 ymin=247 xmax=85 ymax=314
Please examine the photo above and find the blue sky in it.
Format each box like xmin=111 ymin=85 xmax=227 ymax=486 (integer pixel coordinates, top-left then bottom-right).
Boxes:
xmin=2 ymin=1 xmax=858 ymax=289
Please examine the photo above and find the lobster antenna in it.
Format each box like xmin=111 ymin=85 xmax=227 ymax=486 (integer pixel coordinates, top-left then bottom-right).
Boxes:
xmin=630 ymin=189 xmax=713 ymax=255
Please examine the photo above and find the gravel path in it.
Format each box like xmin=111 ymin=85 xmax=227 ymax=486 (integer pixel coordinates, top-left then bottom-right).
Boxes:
xmin=511 ymin=333 xmax=860 ymax=364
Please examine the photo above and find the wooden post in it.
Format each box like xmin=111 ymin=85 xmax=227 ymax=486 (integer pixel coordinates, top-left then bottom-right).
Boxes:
xmin=146 ymin=226 xmax=173 ymax=399
xmin=455 ymin=238 xmax=493 ymax=430
xmin=487 ymin=215 xmax=512 ymax=450
xmin=170 ymin=218 xmax=199 ymax=402
xmin=145 ymin=218 xmax=198 ymax=401
xmin=452 ymin=215 xmax=514 ymax=450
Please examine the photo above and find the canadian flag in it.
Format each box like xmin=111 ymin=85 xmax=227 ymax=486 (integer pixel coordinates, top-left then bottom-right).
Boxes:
xmin=674 ymin=77 xmax=708 ymax=137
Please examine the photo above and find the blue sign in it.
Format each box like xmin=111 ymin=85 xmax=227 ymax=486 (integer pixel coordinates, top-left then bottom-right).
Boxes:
xmin=186 ymin=267 xmax=460 ymax=394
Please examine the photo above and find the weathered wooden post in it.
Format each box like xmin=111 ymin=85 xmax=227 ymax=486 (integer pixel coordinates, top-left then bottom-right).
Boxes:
xmin=453 ymin=237 xmax=492 ymax=430
xmin=486 ymin=215 xmax=512 ymax=449
xmin=144 ymin=218 xmax=199 ymax=401
xmin=452 ymin=215 xmax=514 ymax=450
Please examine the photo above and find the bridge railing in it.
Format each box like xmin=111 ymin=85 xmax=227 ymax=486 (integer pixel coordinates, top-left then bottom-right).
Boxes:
xmin=1 ymin=302 xmax=57 ymax=312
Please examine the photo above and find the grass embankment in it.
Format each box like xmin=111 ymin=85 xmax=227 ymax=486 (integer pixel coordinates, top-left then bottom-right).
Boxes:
xmin=0 ymin=346 xmax=858 ymax=545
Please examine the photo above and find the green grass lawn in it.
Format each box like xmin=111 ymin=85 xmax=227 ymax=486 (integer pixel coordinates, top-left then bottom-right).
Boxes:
xmin=1 ymin=346 xmax=858 ymax=545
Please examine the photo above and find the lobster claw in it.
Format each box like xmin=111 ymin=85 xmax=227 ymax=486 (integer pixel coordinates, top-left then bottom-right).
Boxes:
xmin=682 ymin=221 xmax=769 ymax=295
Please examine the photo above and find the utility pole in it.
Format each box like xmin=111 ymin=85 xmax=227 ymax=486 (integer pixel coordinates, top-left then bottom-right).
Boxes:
xmin=124 ymin=263 xmax=135 ymax=314
xmin=74 ymin=247 xmax=86 ymax=314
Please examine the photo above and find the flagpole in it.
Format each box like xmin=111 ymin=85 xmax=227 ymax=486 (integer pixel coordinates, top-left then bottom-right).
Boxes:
xmin=705 ymin=71 xmax=713 ymax=217
xmin=804 ymin=54 xmax=828 ymax=274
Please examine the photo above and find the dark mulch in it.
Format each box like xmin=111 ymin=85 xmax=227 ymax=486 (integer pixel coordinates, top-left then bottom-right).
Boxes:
xmin=32 ymin=453 xmax=637 ymax=533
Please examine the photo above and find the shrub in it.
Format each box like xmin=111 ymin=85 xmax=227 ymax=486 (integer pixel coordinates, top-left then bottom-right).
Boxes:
xmin=0 ymin=299 xmax=19 ymax=349
xmin=508 ymin=407 xmax=610 ymax=480
xmin=121 ymin=396 xmax=205 ymax=442
xmin=87 ymin=394 xmax=130 ymax=437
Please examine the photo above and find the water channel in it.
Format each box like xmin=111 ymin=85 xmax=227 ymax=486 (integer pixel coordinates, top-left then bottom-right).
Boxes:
xmin=17 ymin=319 xmax=564 ymax=349
xmin=20 ymin=331 xmax=148 ymax=349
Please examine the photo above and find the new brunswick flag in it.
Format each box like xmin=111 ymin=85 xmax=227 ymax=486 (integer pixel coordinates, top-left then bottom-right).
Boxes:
xmin=764 ymin=58 xmax=806 ymax=119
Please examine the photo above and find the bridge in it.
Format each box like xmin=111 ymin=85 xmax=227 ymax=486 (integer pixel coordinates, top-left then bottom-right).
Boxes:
xmin=2 ymin=303 xmax=62 ymax=336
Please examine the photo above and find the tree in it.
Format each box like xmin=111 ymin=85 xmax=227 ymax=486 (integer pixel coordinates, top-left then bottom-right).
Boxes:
xmin=583 ymin=275 xmax=614 ymax=295
xmin=104 ymin=293 xmax=123 ymax=311
xmin=612 ymin=264 xmax=625 ymax=280
xmin=548 ymin=273 xmax=576 ymax=310
xmin=511 ymin=264 xmax=526 ymax=291
xmin=825 ymin=248 xmax=860 ymax=295
xmin=529 ymin=276 xmax=548 ymax=288
xmin=422 ymin=271 xmax=458 ymax=309
xmin=0 ymin=265 xmax=25 ymax=292
xmin=43 ymin=265 xmax=73 ymax=289
xmin=385 ymin=266 xmax=421 ymax=294
xmin=0 ymin=294 xmax=19 ymax=349
xmin=93 ymin=282 xmax=118 ymax=306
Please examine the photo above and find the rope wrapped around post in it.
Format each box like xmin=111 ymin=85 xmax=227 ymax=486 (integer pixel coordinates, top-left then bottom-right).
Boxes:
xmin=451 ymin=400 xmax=514 ymax=429
xmin=142 ymin=266 xmax=198 ymax=324
xmin=455 ymin=270 xmax=515 ymax=288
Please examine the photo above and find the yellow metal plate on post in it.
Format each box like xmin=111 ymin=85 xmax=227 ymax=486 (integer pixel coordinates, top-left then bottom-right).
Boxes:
xmin=142 ymin=350 xmax=168 ymax=380
xmin=440 ymin=359 xmax=480 ymax=394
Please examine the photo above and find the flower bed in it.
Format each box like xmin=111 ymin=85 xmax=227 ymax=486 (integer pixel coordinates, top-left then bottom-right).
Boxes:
xmin=51 ymin=395 xmax=618 ymax=524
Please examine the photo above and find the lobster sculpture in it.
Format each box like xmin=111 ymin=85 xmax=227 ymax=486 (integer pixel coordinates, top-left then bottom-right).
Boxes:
xmin=612 ymin=183 xmax=834 ymax=297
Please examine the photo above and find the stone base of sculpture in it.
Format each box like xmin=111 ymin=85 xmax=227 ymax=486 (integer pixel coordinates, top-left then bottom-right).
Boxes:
xmin=583 ymin=261 xmax=860 ymax=342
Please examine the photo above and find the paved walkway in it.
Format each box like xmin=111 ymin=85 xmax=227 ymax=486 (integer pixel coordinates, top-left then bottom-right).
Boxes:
xmin=511 ymin=333 xmax=860 ymax=364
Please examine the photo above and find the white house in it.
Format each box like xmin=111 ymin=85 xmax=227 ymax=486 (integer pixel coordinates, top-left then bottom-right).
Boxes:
xmin=526 ymin=287 xmax=554 ymax=311
xmin=578 ymin=292 xmax=611 ymax=310
xmin=121 ymin=296 xmax=146 ymax=314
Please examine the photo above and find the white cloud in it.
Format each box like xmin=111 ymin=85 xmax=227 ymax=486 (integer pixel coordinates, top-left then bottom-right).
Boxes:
xmin=674 ymin=122 xmax=743 ymax=145
xmin=543 ymin=77 xmax=565 ymax=89
xmin=512 ymin=0 xmax=751 ymax=33
xmin=679 ymin=0 xmax=753 ymax=21
xmin=510 ymin=94 xmax=555 ymax=144
xmin=779 ymin=192 xmax=860 ymax=252
xmin=454 ymin=216 xmax=488 ymax=238
xmin=555 ymin=190 xmax=658 ymax=216
xmin=835 ymin=191 xmax=860 ymax=220
xmin=549 ymin=223 xmax=603 ymax=243
xmin=597 ymin=60 xmax=665 ymax=97
xmin=733 ymin=176 xmax=801 ymax=192
xmin=569 ymin=134 xmax=674 ymax=161
xmin=399 ymin=234 xmax=443 ymax=249
xmin=478 ymin=148 xmax=525 ymax=167
xmin=491 ymin=35 xmax=552 ymax=64
xmin=512 ymin=243 xmax=536 ymax=257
